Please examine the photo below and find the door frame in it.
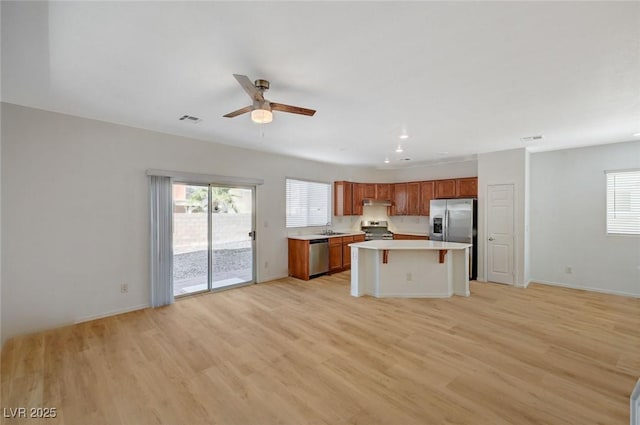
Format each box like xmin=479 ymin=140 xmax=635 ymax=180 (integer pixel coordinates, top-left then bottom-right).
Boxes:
xmin=172 ymin=181 xmax=257 ymax=298
xmin=209 ymin=183 xmax=257 ymax=292
xmin=483 ymin=182 xmax=516 ymax=285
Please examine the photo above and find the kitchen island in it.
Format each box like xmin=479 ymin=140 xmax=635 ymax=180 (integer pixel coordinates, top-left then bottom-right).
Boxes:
xmin=349 ymin=240 xmax=472 ymax=298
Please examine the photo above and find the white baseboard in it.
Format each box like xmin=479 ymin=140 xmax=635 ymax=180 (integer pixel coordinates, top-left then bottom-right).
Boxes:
xmin=374 ymin=292 xmax=453 ymax=298
xmin=257 ymin=273 xmax=288 ymax=283
xmin=74 ymin=303 xmax=150 ymax=324
xmin=533 ymin=279 xmax=640 ymax=298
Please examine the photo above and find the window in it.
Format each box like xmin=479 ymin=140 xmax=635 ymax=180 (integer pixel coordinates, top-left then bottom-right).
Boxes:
xmin=286 ymin=178 xmax=331 ymax=228
xmin=606 ymin=169 xmax=640 ymax=235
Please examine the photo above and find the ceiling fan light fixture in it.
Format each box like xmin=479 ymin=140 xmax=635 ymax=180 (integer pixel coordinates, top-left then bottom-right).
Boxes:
xmin=251 ymin=100 xmax=273 ymax=124
xmin=251 ymin=108 xmax=273 ymax=124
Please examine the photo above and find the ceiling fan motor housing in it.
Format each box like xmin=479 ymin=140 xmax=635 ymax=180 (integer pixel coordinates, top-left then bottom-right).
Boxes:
xmin=254 ymin=79 xmax=270 ymax=91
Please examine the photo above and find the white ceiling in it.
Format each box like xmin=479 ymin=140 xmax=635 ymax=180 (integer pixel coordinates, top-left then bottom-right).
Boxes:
xmin=2 ymin=1 xmax=640 ymax=168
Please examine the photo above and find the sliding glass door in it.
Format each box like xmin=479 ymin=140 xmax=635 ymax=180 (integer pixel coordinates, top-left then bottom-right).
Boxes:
xmin=172 ymin=183 xmax=255 ymax=297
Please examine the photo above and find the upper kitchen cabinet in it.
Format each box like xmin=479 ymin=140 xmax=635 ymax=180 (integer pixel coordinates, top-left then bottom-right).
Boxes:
xmin=352 ymin=183 xmax=365 ymax=216
xmin=435 ymin=177 xmax=478 ymax=198
xmin=407 ymin=182 xmax=420 ymax=215
xmin=419 ymin=181 xmax=435 ymax=216
xmin=456 ymin=177 xmax=478 ymax=198
xmin=363 ymin=184 xmax=376 ymax=199
xmin=392 ymin=183 xmax=408 ymax=215
xmin=435 ymin=179 xmax=457 ymax=198
xmin=375 ymin=183 xmax=392 ymax=200
xmin=334 ymin=181 xmax=353 ymax=216
xmin=391 ymin=182 xmax=420 ymax=216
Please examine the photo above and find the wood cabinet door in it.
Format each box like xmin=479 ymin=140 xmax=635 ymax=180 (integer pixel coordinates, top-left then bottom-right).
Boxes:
xmin=288 ymin=239 xmax=310 ymax=280
xmin=333 ymin=181 xmax=353 ymax=216
xmin=435 ymin=179 xmax=456 ymax=198
xmin=419 ymin=181 xmax=435 ymax=216
xmin=456 ymin=177 xmax=478 ymax=198
xmin=407 ymin=182 xmax=421 ymax=215
xmin=392 ymin=183 xmax=408 ymax=215
xmin=329 ymin=243 xmax=343 ymax=272
xmin=352 ymin=183 xmax=364 ymax=216
xmin=363 ymin=184 xmax=376 ymax=199
xmin=353 ymin=234 xmax=366 ymax=242
xmin=375 ymin=183 xmax=391 ymax=200
xmin=342 ymin=244 xmax=351 ymax=268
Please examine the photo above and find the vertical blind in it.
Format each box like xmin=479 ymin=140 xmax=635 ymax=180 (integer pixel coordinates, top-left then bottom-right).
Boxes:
xmin=286 ymin=178 xmax=331 ymax=228
xmin=606 ymin=169 xmax=640 ymax=235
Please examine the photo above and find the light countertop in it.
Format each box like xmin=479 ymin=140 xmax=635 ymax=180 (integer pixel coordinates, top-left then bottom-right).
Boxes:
xmin=349 ymin=240 xmax=471 ymax=250
xmin=288 ymin=231 xmax=365 ymax=241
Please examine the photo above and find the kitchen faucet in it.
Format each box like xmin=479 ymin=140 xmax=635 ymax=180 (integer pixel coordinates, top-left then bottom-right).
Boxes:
xmin=325 ymin=222 xmax=333 ymax=235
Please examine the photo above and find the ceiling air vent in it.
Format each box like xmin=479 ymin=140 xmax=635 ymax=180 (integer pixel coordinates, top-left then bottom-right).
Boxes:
xmin=521 ymin=135 xmax=543 ymax=142
xmin=179 ymin=114 xmax=202 ymax=124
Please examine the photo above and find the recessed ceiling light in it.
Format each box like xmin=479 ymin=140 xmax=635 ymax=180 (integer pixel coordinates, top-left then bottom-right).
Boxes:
xmin=633 ymin=132 xmax=640 ymax=137
xmin=399 ymin=134 xmax=409 ymax=140
xmin=384 ymin=158 xmax=390 ymax=164
xmin=395 ymin=145 xmax=404 ymax=153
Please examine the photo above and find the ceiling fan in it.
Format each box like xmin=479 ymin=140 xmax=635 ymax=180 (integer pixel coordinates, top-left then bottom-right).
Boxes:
xmin=223 ymin=74 xmax=316 ymax=124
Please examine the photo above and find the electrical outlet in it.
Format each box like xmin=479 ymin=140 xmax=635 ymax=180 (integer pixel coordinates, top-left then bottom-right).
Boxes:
xmin=406 ymin=272 xmax=412 ymax=282
xmin=120 ymin=283 xmax=129 ymax=293
xmin=565 ymin=266 xmax=572 ymax=274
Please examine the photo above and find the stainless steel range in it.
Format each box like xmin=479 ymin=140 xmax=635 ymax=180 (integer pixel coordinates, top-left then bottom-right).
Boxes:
xmin=361 ymin=220 xmax=394 ymax=240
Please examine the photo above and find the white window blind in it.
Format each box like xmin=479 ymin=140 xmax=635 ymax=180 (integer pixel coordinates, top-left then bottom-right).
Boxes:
xmin=606 ymin=170 xmax=640 ymax=235
xmin=286 ymin=178 xmax=331 ymax=228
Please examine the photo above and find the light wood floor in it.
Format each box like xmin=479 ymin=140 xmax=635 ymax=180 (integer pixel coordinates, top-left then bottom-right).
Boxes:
xmin=2 ymin=273 xmax=639 ymax=425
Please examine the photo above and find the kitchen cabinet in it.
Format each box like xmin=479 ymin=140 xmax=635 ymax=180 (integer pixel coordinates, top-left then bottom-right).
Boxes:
xmin=456 ymin=177 xmax=478 ymax=198
xmin=407 ymin=182 xmax=420 ymax=215
xmin=393 ymin=234 xmax=429 ymax=240
xmin=435 ymin=179 xmax=457 ymax=199
xmin=435 ymin=177 xmax=478 ymax=199
xmin=289 ymin=234 xmax=365 ymax=279
xmin=392 ymin=183 xmax=408 ymax=215
xmin=363 ymin=184 xmax=376 ymax=199
xmin=329 ymin=237 xmax=343 ymax=272
xmin=375 ymin=183 xmax=392 ymax=200
xmin=352 ymin=183 xmax=364 ymax=216
xmin=341 ymin=236 xmax=354 ymax=268
xmin=392 ymin=182 xmax=420 ymax=216
xmin=288 ymin=239 xmax=310 ymax=280
xmin=335 ymin=176 xmax=476 ymax=215
xmin=334 ymin=181 xmax=353 ymax=216
xmin=419 ymin=181 xmax=435 ymax=216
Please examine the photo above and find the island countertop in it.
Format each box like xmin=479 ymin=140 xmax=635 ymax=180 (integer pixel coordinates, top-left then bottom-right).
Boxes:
xmin=350 ymin=240 xmax=471 ymax=250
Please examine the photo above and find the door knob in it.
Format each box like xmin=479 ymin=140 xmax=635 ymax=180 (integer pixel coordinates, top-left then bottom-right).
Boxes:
xmin=488 ymin=237 xmax=495 ymax=241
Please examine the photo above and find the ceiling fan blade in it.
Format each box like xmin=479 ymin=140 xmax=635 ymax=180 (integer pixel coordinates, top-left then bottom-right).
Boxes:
xmin=270 ymin=103 xmax=316 ymax=116
xmin=233 ymin=74 xmax=264 ymax=102
xmin=223 ymin=105 xmax=252 ymax=118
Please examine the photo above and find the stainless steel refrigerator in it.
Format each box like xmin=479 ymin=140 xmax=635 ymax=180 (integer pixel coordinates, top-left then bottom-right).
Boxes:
xmin=429 ymin=198 xmax=477 ymax=280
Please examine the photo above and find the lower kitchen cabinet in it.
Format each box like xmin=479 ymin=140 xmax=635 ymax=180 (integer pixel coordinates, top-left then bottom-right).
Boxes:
xmin=288 ymin=239 xmax=310 ymax=280
xmin=393 ymin=234 xmax=429 ymax=240
xmin=329 ymin=237 xmax=343 ymax=272
xmin=289 ymin=235 xmax=366 ymax=279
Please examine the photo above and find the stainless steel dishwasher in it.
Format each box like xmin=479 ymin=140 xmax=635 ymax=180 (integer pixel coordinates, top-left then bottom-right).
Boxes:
xmin=309 ymin=239 xmax=329 ymax=277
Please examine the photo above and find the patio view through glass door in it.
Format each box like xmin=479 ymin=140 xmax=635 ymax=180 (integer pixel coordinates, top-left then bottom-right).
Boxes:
xmin=172 ymin=183 xmax=255 ymax=297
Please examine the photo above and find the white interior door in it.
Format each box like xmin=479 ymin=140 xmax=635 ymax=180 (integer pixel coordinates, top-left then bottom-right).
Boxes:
xmin=487 ymin=184 xmax=514 ymax=284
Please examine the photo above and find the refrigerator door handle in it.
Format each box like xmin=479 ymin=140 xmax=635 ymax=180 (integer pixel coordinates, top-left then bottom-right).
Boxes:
xmin=445 ymin=210 xmax=449 ymax=241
